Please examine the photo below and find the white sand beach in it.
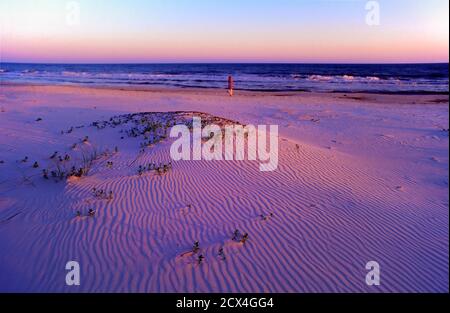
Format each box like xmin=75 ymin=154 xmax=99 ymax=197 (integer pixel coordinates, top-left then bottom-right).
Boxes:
xmin=0 ymin=84 xmax=448 ymax=292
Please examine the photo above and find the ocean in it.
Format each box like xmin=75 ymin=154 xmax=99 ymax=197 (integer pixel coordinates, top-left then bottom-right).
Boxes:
xmin=0 ymin=63 xmax=448 ymax=94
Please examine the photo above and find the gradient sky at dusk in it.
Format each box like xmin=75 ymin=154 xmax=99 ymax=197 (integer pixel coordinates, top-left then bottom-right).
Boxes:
xmin=0 ymin=0 xmax=448 ymax=63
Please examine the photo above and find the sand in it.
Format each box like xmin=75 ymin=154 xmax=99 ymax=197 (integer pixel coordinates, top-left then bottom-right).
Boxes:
xmin=0 ymin=84 xmax=448 ymax=292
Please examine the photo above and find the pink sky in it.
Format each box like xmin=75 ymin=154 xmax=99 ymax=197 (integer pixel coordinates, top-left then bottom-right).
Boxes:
xmin=1 ymin=0 xmax=448 ymax=63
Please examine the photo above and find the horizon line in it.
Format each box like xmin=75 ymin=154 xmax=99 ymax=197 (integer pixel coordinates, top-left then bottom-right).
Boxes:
xmin=1 ymin=61 xmax=449 ymax=65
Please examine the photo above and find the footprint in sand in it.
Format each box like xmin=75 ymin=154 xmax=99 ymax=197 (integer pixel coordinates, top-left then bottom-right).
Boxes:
xmin=177 ymin=250 xmax=197 ymax=260
xmin=379 ymin=134 xmax=395 ymax=140
xmin=258 ymin=213 xmax=274 ymax=222
xmin=0 ymin=212 xmax=22 ymax=224
xmin=430 ymin=156 xmax=440 ymax=163
xmin=176 ymin=251 xmax=204 ymax=266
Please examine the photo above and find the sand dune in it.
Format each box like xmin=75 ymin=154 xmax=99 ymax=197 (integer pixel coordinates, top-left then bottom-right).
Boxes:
xmin=0 ymin=85 xmax=448 ymax=292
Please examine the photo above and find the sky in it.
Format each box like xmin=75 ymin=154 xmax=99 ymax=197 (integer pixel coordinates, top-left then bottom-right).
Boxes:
xmin=0 ymin=0 xmax=448 ymax=63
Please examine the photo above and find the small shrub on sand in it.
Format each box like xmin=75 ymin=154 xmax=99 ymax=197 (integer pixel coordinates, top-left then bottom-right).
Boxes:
xmin=138 ymin=162 xmax=172 ymax=176
xmin=232 ymin=229 xmax=240 ymax=240
xmin=192 ymin=241 xmax=200 ymax=253
xmin=91 ymin=188 xmax=114 ymax=201
xmin=231 ymin=229 xmax=249 ymax=243
xmin=77 ymin=146 xmax=100 ymax=176
xmin=218 ymin=248 xmax=226 ymax=260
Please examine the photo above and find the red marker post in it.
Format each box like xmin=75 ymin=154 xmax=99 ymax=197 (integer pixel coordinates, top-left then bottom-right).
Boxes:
xmin=227 ymin=75 xmax=234 ymax=96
